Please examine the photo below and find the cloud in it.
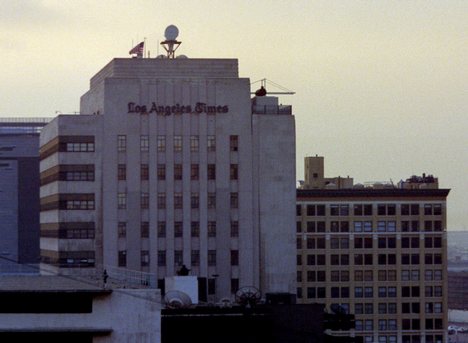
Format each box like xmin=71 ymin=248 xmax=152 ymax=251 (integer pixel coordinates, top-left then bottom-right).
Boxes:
xmin=0 ymin=0 xmax=60 ymax=27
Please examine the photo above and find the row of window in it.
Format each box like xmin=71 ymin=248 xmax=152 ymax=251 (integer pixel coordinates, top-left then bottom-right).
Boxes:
xmin=298 ymin=285 xmax=443 ymax=299
xmin=297 ymin=253 xmax=443 ymax=266
xmin=117 ymin=220 xmax=239 ymax=238
xmin=118 ymin=249 xmax=240 ymax=268
xmin=117 ymin=135 xmax=238 ymax=153
xmin=298 ymin=269 xmax=443 ymax=283
xmin=360 ymin=335 xmax=443 ymax=343
xmin=297 ymin=203 xmax=443 ymax=217
xmin=117 ymin=163 xmax=237 ymax=181
xmin=297 ymin=236 xmax=442 ymax=250
xmin=117 ymin=192 xmax=239 ymax=210
xmin=297 ymin=220 xmax=444 ymax=233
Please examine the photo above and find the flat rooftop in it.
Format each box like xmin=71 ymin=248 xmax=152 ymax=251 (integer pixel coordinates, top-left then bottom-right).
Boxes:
xmin=0 ymin=275 xmax=109 ymax=293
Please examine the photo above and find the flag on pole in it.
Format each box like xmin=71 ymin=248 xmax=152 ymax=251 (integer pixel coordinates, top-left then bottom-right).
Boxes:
xmin=129 ymin=41 xmax=144 ymax=57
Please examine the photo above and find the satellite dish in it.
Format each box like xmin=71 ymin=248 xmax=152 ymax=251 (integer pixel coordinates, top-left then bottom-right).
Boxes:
xmin=163 ymin=290 xmax=192 ymax=309
xmin=218 ymin=297 xmax=233 ymax=308
xmin=235 ymin=286 xmax=262 ymax=307
xmin=165 ymin=25 xmax=179 ymax=41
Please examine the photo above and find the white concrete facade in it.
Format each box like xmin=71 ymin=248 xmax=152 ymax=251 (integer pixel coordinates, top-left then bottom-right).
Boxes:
xmin=39 ymin=57 xmax=296 ymax=299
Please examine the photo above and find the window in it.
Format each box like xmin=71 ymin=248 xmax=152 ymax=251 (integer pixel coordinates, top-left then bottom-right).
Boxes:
xmin=141 ymin=192 xmax=149 ymax=209
xmin=208 ymin=164 xmax=216 ymax=180
xmin=208 ymin=250 xmax=216 ymax=266
xmin=230 ymin=164 xmax=238 ymax=180
xmin=174 ymin=222 xmax=183 ymax=238
xmin=157 ymin=136 xmax=166 ymax=152
xmin=118 ymin=164 xmax=126 ymax=180
xmin=174 ymin=193 xmax=183 ymax=209
xmin=207 ymin=135 xmax=216 ymax=152
xmin=157 ymin=193 xmax=166 ymax=209
xmin=141 ymin=222 xmax=149 ymax=238
xmin=191 ymin=221 xmax=200 ymax=237
xmin=117 ymin=135 xmax=127 ymax=152
xmin=174 ymin=250 xmax=183 ymax=266
xmin=141 ymin=250 xmax=149 ymax=267
xmin=117 ymin=192 xmax=127 ymax=209
xmin=231 ymin=250 xmax=239 ymax=266
xmin=231 ymin=279 xmax=239 ymax=294
xmin=118 ymin=222 xmax=126 ymax=238
xmin=230 ymin=192 xmax=238 ymax=209
xmin=191 ymin=193 xmax=199 ymax=209
xmin=157 ymin=221 xmax=166 ymax=238
xmin=190 ymin=135 xmax=199 ymax=152
xmin=354 ymin=204 xmax=372 ymax=216
xmin=174 ymin=164 xmax=182 ymax=180
xmin=208 ymin=221 xmax=217 ymax=237
xmin=191 ymin=164 xmax=199 ymax=180
xmin=208 ymin=192 xmax=216 ymax=209
xmin=231 ymin=221 xmax=239 ymax=237
xmin=174 ymin=135 xmax=182 ymax=152
xmin=65 ymin=141 xmax=95 ymax=152
xmin=140 ymin=135 xmax=149 ymax=152
xmin=230 ymin=135 xmax=238 ymax=151
xmin=157 ymin=164 xmax=166 ymax=180
xmin=141 ymin=164 xmax=149 ymax=180
xmin=158 ymin=250 xmax=166 ymax=266
xmin=118 ymin=250 xmax=127 ymax=267
xmin=190 ymin=250 xmax=200 ymax=266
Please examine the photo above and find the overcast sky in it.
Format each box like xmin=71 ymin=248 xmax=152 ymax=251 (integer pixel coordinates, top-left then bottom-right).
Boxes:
xmin=1 ymin=0 xmax=466 ymax=230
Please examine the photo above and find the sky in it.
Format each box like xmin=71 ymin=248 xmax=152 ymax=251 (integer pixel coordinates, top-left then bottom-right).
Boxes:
xmin=0 ymin=0 xmax=467 ymax=230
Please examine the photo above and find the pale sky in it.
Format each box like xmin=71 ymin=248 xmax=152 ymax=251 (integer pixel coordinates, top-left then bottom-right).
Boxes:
xmin=1 ymin=0 xmax=467 ymax=230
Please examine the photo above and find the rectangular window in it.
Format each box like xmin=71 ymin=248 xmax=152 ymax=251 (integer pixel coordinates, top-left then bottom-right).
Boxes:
xmin=118 ymin=164 xmax=126 ymax=181
xmin=157 ymin=193 xmax=166 ymax=209
xmin=174 ymin=135 xmax=182 ymax=152
xmin=174 ymin=193 xmax=183 ymax=209
xmin=191 ymin=250 xmax=200 ymax=266
xmin=191 ymin=193 xmax=199 ymax=209
xmin=231 ymin=250 xmax=239 ymax=266
xmin=141 ymin=164 xmax=149 ymax=180
xmin=141 ymin=192 xmax=149 ymax=209
xmin=157 ymin=250 xmax=166 ymax=266
xmin=174 ymin=164 xmax=183 ymax=180
xmin=157 ymin=136 xmax=166 ymax=152
xmin=174 ymin=250 xmax=183 ymax=266
xmin=230 ymin=135 xmax=239 ymax=151
xmin=230 ymin=192 xmax=239 ymax=209
xmin=191 ymin=221 xmax=200 ymax=237
xmin=208 ymin=250 xmax=217 ymax=266
xmin=208 ymin=221 xmax=217 ymax=237
xmin=190 ymin=135 xmax=199 ymax=152
xmin=118 ymin=250 xmax=127 ymax=267
xmin=231 ymin=221 xmax=239 ymax=237
xmin=174 ymin=222 xmax=183 ymax=238
xmin=141 ymin=250 xmax=149 ymax=266
xmin=157 ymin=164 xmax=166 ymax=180
xmin=140 ymin=135 xmax=149 ymax=152
xmin=230 ymin=164 xmax=238 ymax=180
xmin=141 ymin=222 xmax=149 ymax=238
xmin=208 ymin=164 xmax=216 ymax=180
xmin=117 ymin=192 xmax=126 ymax=209
xmin=231 ymin=278 xmax=239 ymax=294
xmin=118 ymin=222 xmax=126 ymax=238
xmin=208 ymin=192 xmax=216 ymax=209
xmin=207 ymin=135 xmax=216 ymax=152
xmin=191 ymin=164 xmax=199 ymax=180
xmin=117 ymin=135 xmax=127 ymax=152
xmin=157 ymin=221 xmax=166 ymax=238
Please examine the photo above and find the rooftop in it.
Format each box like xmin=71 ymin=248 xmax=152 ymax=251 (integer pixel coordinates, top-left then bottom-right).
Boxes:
xmin=0 ymin=275 xmax=109 ymax=293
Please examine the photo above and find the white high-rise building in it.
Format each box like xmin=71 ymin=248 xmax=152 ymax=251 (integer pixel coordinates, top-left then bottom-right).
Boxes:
xmin=39 ymin=56 xmax=296 ymax=300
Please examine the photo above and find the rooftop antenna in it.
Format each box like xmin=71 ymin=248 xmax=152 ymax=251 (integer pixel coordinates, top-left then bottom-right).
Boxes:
xmin=251 ymin=78 xmax=295 ymax=95
xmin=160 ymin=25 xmax=181 ymax=58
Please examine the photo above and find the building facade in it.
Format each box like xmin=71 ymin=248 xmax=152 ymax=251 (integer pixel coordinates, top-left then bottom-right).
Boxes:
xmin=297 ymin=156 xmax=449 ymax=343
xmin=39 ymin=57 xmax=296 ymax=300
xmin=0 ymin=118 xmax=51 ymax=272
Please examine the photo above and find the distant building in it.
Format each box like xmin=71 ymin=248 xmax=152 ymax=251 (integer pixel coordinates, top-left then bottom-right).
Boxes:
xmin=39 ymin=56 xmax=296 ymax=300
xmin=0 ymin=118 xmax=51 ymax=272
xmin=297 ymin=156 xmax=449 ymax=343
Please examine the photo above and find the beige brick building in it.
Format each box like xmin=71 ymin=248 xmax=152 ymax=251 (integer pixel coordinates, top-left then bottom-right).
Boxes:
xmin=297 ymin=156 xmax=449 ymax=343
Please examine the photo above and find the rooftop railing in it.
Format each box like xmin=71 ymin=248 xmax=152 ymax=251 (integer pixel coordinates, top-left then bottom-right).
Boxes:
xmin=252 ymin=104 xmax=292 ymax=115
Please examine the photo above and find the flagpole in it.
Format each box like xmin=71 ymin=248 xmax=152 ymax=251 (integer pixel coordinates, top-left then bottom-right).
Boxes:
xmin=144 ymin=37 xmax=147 ymax=58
